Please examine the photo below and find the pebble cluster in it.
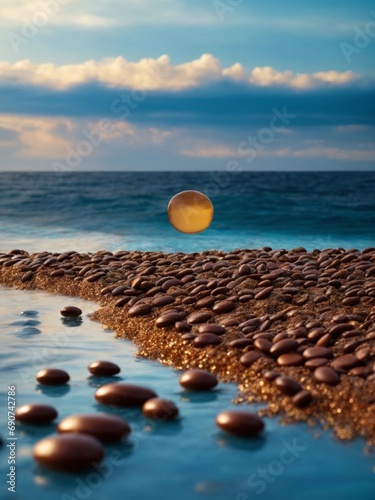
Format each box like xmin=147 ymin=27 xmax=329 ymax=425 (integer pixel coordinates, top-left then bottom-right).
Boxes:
xmin=15 ymin=342 xmax=258 ymax=472
xmin=1 ymin=246 xmax=375 ymax=444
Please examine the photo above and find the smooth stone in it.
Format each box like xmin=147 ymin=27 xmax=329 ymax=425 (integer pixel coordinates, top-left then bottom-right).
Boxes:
xmin=212 ymin=300 xmax=235 ymax=314
xmin=174 ymin=321 xmax=191 ymax=333
xmin=216 ymin=410 xmax=264 ymax=437
xmin=60 ymin=306 xmax=82 ymax=318
xmin=179 ymin=369 xmax=218 ymax=391
xmin=20 ymin=310 xmax=39 ymax=317
xmin=152 ymin=295 xmax=175 ymax=307
xmin=33 ymin=434 xmax=104 ymax=473
xmin=187 ymin=311 xmax=212 ymax=324
xmin=142 ymin=398 xmax=179 ymax=420
xmin=254 ymin=286 xmax=273 ymax=300
xmin=58 ymin=414 xmax=130 ymax=442
xmin=229 ymin=338 xmax=253 ymax=349
xmin=275 ymin=376 xmax=302 ymax=396
xmin=254 ymin=338 xmax=272 ymax=354
xmin=302 ymin=347 xmax=332 ymax=359
xmin=264 ymin=370 xmax=281 ymax=381
xmin=314 ymin=366 xmax=340 ymax=386
xmin=15 ymin=404 xmax=58 ymax=425
xmin=156 ymin=312 xmax=185 ymax=328
xmin=95 ymin=383 xmax=157 ymax=407
xmin=269 ymin=339 xmax=299 ymax=358
xmin=277 ymin=353 xmax=304 ymax=366
xmin=292 ymin=390 xmax=313 ymax=408
xmin=304 ymin=357 xmax=329 ymax=370
xmin=331 ymin=354 xmax=360 ymax=371
xmin=240 ymin=351 xmax=263 ymax=368
xmin=198 ymin=324 xmax=226 ymax=335
xmin=193 ymin=333 xmax=221 ymax=347
xmin=36 ymin=368 xmax=70 ymax=385
xmin=88 ymin=361 xmax=120 ymax=377
xmin=128 ymin=303 xmax=153 ymax=317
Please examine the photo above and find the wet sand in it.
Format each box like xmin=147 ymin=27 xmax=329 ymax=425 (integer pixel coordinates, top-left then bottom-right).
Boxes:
xmin=1 ymin=247 xmax=374 ymax=445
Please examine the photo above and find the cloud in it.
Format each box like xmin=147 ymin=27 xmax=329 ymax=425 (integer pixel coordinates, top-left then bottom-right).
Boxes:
xmin=181 ymin=144 xmax=375 ymax=162
xmin=250 ymin=67 xmax=357 ymax=89
xmin=0 ymin=55 xmax=360 ymax=91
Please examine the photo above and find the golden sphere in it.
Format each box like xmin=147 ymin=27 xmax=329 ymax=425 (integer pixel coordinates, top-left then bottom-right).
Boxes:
xmin=167 ymin=190 xmax=214 ymax=234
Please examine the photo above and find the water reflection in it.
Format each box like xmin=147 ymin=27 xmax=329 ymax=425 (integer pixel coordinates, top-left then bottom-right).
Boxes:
xmin=20 ymin=310 xmax=39 ymax=317
xmin=14 ymin=327 xmax=42 ymax=336
xmin=61 ymin=317 xmax=83 ymax=328
xmin=10 ymin=320 xmax=41 ymax=327
xmin=36 ymin=384 xmax=71 ymax=398
xmin=179 ymin=390 xmax=220 ymax=404
xmin=87 ymin=375 xmax=123 ymax=388
xmin=215 ymin=432 xmax=267 ymax=452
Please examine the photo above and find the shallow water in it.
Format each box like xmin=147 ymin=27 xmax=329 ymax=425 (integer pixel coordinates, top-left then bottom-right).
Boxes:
xmin=0 ymin=287 xmax=374 ymax=500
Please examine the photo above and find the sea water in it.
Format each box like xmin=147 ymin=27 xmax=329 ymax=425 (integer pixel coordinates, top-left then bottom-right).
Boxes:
xmin=0 ymin=171 xmax=374 ymax=499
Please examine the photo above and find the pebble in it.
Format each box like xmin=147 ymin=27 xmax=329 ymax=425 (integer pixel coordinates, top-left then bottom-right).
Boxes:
xmin=179 ymin=369 xmax=218 ymax=391
xmin=212 ymin=300 xmax=235 ymax=314
xmin=60 ymin=306 xmax=82 ymax=318
xmin=36 ymin=368 xmax=70 ymax=385
xmin=277 ymin=353 xmax=304 ymax=366
xmin=142 ymin=398 xmax=179 ymax=420
xmin=314 ymin=366 xmax=340 ymax=386
xmin=128 ymin=303 xmax=153 ymax=317
xmin=15 ymin=404 xmax=58 ymax=424
xmin=216 ymin=410 xmax=264 ymax=437
xmin=292 ymin=390 xmax=313 ymax=408
xmin=187 ymin=312 xmax=212 ymax=324
xmin=95 ymin=383 xmax=157 ymax=407
xmin=264 ymin=370 xmax=281 ymax=381
xmin=240 ymin=351 xmax=263 ymax=368
xmin=275 ymin=376 xmax=302 ymax=396
xmin=33 ymin=434 xmax=104 ymax=473
xmin=302 ymin=347 xmax=332 ymax=359
xmin=156 ymin=312 xmax=185 ymax=328
xmin=270 ymin=339 xmax=299 ymax=358
xmin=58 ymin=414 xmax=131 ymax=442
xmin=305 ymin=357 xmax=329 ymax=369
xmin=152 ymin=295 xmax=175 ymax=307
xmin=198 ymin=324 xmax=226 ymax=335
xmin=88 ymin=361 xmax=121 ymax=377
xmin=193 ymin=333 xmax=221 ymax=347
xmin=331 ymin=354 xmax=359 ymax=371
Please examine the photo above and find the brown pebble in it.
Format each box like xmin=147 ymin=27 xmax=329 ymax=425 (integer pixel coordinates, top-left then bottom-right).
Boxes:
xmin=331 ymin=354 xmax=360 ymax=371
xmin=254 ymin=286 xmax=273 ymax=300
xmin=304 ymin=357 xmax=329 ymax=370
xmin=152 ymin=295 xmax=175 ymax=307
xmin=60 ymin=306 xmax=82 ymax=318
xmin=179 ymin=369 xmax=218 ymax=390
xmin=142 ymin=398 xmax=179 ymax=420
xmin=216 ymin=410 xmax=264 ymax=437
xmin=212 ymin=300 xmax=235 ymax=314
xmin=269 ymin=339 xmax=299 ymax=358
xmin=198 ymin=323 xmax=226 ymax=335
xmin=128 ymin=303 xmax=153 ymax=317
xmin=156 ymin=312 xmax=185 ymax=328
xmin=292 ymin=390 xmax=313 ymax=408
xmin=88 ymin=361 xmax=120 ymax=377
xmin=193 ymin=333 xmax=221 ymax=347
xmin=21 ymin=271 xmax=33 ymax=282
xmin=240 ymin=351 xmax=263 ymax=368
xmin=277 ymin=353 xmax=304 ymax=366
xmin=314 ymin=366 xmax=340 ymax=386
xmin=15 ymin=404 xmax=57 ymax=425
xmin=36 ymin=368 xmax=70 ymax=385
xmin=175 ymin=321 xmax=190 ymax=333
xmin=95 ymin=383 xmax=157 ymax=407
xmin=302 ymin=347 xmax=332 ymax=359
xmin=33 ymin=434 xmax=104 ymax=473
xmin=356 ymin=347 xmax=370 ymax=362
xmin=229 ymin=339 xmax=253 ymax=349
xmin=254 ymin=338 xmax=272 ymax=354
xmin=187 ymin=311 xmax=212 ymax=324
xmin=275 ymin=376 xmax=302 ymax=396
xmin=58 ymin=414 xmax=131 ymax=442
xmin=264 ymin=370 xmax=280 ymax=381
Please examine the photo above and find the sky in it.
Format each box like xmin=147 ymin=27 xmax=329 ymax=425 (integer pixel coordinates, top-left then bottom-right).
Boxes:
xmin=0 ymin=0 xmax=374 ymax=172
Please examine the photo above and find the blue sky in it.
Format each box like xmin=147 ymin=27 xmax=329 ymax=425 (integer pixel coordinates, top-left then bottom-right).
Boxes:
xmin=0 ymin=0 xmax=374 ymax=171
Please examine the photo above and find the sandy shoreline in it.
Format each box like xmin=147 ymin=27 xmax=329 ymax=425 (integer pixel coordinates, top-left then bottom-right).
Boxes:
xmin=1 ymin=247 xmax=374 ymax=445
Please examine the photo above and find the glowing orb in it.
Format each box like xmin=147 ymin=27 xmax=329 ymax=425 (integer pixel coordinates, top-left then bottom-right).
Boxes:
xmin=167 ymin=190 xmax=214 ymax=234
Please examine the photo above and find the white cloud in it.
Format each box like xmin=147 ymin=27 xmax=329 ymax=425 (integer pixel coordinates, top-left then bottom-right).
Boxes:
xmin=0 ymin=55 xmax=359 ymax=91
xmin=250 ymin=66 xmax=356 ymax=89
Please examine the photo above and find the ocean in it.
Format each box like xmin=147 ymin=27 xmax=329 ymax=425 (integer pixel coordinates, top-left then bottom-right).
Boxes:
xmin=0 ymin=171 xmax=374 ymax=500
xmin=0 ymin=171 xmax=374 ymax=253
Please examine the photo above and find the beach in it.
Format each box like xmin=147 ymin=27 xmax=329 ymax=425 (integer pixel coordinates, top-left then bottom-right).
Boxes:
xmin=1 ymin=246 xmax=374 ymax=445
